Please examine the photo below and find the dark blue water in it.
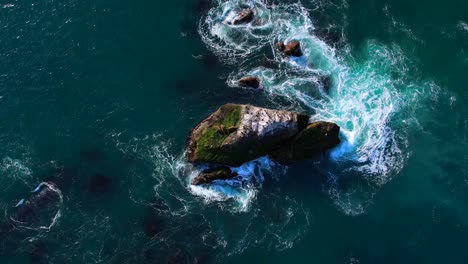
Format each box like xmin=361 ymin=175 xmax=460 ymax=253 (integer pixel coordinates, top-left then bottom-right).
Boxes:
xmin=0 ymin=0 xmax=467 ymax=263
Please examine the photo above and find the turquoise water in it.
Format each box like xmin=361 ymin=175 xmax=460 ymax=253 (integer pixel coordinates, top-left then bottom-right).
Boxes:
xmin=0 ymin=0 xmax=467 ymax=263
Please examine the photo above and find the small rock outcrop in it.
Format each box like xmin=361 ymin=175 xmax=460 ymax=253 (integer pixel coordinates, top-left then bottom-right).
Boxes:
xmin=231 ymin=9 xmax=254 ymax=25
xmin=270 ymin=121 xmax=341 ymax=164
xmin=192 ymin=167 xmax=238 ymax=185
xmin=277 ymin=41 xmax=303 ymax=57
xmin=239 ymin=76 xmax=260 ymax=88
xmin=88 ymin=174 xmax=112 ymax=194
xmin=186 ymin=104 xmax=309 ymax=166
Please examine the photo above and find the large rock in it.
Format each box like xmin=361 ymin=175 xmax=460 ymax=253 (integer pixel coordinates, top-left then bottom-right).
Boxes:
xmin=231 ymin=9 xmax=254 ymax=25
xmin=192 ymin=167 xmax=237 ymax=185
xmin=187 ymin=104 xmax=309 ymax=166
xmin=239 ymin=76 xmax=260 ymax=88
xmin=270 ymin=121 xmax=340 ymax=164
xmin=277 ymin=41 xmax=303 ymax=57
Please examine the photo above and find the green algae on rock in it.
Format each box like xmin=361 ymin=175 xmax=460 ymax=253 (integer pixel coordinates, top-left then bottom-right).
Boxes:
xmin=186 ymin=103 xmax=341 ymax=169
xmin=186 ymin=104 xmax=310 ymax=166
xmin=187 ymin=104 xmax=243 ymax=165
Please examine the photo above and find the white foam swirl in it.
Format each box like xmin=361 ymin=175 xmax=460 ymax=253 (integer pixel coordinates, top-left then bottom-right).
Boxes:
xmin=198 ymin=0 xmax=440 ymax=215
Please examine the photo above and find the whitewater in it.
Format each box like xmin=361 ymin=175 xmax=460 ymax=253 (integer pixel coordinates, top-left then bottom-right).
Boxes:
xmin=190 ymin=0 xmax=441 ymax=215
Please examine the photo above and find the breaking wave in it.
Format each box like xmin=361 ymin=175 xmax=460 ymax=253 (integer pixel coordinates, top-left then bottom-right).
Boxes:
xmin=197 ymin=0 xmax=440 ymax=215
xmin=8 ymin=182 xmax=63 ymax=231
xmin=108 ymin=132 xmax=311 ymax=256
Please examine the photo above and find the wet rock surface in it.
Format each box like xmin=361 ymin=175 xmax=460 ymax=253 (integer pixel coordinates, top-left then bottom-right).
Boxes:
xmin=239 ymin=76 xmax=261 ymax=88
xmin=192 ymin=166 xmax=238 ymax=185
xmin=186 ymin=103 xmax=310 ymax=166
xmin=231 ymin=8 xmax=254 ymax=25
xmin=271 ymin=121 xmax=341 ymax=164
xmin=277 ymin=41 xmax=303 ymax=57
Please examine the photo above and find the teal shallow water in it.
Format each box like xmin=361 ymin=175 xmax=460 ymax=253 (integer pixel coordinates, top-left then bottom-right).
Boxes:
xmin=0 ymin=0 xmax=467 ymax=263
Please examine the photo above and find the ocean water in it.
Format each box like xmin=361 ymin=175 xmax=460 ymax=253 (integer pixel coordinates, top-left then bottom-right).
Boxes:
xmin=0 ymin=0 xmax=467 ymax=263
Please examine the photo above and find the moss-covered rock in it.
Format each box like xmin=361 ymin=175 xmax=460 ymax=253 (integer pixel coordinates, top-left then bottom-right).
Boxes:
xmin=186 ymin=104 xmax=309 ymax=166
xmin=270 ymin=121 xmax=341 ymax=164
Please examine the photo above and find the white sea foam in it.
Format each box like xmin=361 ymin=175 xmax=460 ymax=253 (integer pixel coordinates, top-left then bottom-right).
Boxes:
xmin=0 ymin=157 xmax=33 ymax=191
xmin=1 ymin=157 xmax=32 ymax=177
xmin=199 ymin=0 xmax=274 ymax=62
xmin=109 ymin=128 xmax=312 ymax=256
xmin=459 ymin=21 xmax=468 ymax=32
xmin=186 ymin=156 xmax=277 ymax=212
xmin=9 ymin=182 xmax=63 ymax=231
xmin=198 ymin=0 xmax=440 ymax=215
xmin=383 ymin=5 xmax=424 ymax=44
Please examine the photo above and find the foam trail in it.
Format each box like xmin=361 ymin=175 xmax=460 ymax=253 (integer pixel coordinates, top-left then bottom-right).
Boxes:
xmin=197 ymin=0 xmax=439 ymax=215
xmin=459 ymin=21 xmax=468 ymax=32
xmin=111 ymin=132 xmax=311 ymax=255
xmin=187 ymin=157 xmax=277 ymax=212
xmin=199 ymin=0 xmax=274 ymax=62
xmin=9 ymin=182 xmax=63 ymax=231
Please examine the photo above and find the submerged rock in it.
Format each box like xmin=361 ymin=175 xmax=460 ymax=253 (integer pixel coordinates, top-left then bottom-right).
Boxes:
xmin=143 ymin=215 xmax=161 ymax=238
xmin=8 ymin=183 xmax=61 ymax=227
xmin=319 ymin=75 xmax=333 ymax=93
xmin=29 ymin=241 xmax=48 ymax=263
xmin=45 ymin=167 xmax=79 ymax=190
xmin=277 ymin=41 xmax=303 ymax=57
xmin=142 ymin=200 xmax=167 ymax=238
xmin=194 ymin=0 xmax=211 ymax=13
xmin=271 ymin=121 xmax=341 ymax=164
xmin=316 ymin=28 xmax=342 ymax=46
xmin=201 ymin=53 xmax=221 ymax=69
xmin=186 ymin=103 xmax=309 ymax=166
xmin=167 ymin=248 xmax=192 ymax=264
xmin=239 ymin=76 xmax=260 ymax=88
xmin=88 ymin=174 xmax=112 ymax=194
xmin=192 ymin=166 xmax=238 ymax=185
xmin=231 ymin=8 xmax=254 ymax=25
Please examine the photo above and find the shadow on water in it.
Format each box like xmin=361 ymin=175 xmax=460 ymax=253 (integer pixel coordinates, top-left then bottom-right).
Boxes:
xmin=143 ymin=245 xmax=211 ymax=264
xmin=135 ymin=195 xmax=220 ymax=263
xmin=87 ymin=174 xmax=113 ymax=195
xmin=44 ymin=168 xmax=79 ymax=191
xmin=79 ymin=148 xmax=104 ymax=163
xmin=0 ymin=147 xmax=146 ymax=260
xmin=29 ymin=241 xmax=48 ymax=264
xmin=141 ymin=200 xmax=169 ymax=238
